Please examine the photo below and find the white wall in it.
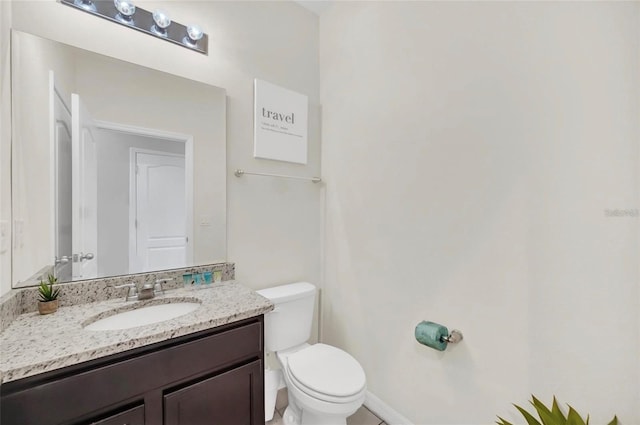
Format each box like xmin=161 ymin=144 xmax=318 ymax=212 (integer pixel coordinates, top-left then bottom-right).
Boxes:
xmin=2 ymin=0 xmax=321 ymax=294
xmin=0 ymin=1 xmax=12 ymax=295
xmin=320 ymin=2 xmax=639 ymax=424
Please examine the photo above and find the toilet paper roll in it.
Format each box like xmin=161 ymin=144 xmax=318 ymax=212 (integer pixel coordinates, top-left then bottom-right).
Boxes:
xmin=414 ymin=321 xmax=449 ymax=351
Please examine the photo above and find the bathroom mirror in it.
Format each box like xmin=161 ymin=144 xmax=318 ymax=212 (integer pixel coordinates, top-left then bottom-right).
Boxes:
xmin=11 ymin=30 xmax=227 ymax=288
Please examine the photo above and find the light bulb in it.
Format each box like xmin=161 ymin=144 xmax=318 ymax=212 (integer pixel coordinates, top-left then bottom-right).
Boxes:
xmin=153 ymin=10 xmax=171 ymax=29
xmin=74 ymin=0 xmax=96 ymax=12
xmin=187 ymin=25 xmax=203 ymax=42
xmin=184 ymin=24 xmax=204 ymax=47
xmin=114 ymin=0 xmax=135 ymax=23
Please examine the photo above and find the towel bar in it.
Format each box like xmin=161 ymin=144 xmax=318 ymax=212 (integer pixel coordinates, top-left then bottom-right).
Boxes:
xmin=234 ymin=169 xmax=321 ymax=183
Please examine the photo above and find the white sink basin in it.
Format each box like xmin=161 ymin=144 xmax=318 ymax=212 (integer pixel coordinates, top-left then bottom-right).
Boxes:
xmin=84 ymin=302 xmax=201 ymax=331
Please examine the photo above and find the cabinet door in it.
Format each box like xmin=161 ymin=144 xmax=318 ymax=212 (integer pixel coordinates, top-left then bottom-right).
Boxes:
xmin=91 ymin=404 xmax=145 ymax=425
xmin=164 ymin=360 xmax=263 ymax=425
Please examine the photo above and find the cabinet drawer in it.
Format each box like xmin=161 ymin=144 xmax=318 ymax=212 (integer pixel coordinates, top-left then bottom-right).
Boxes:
xmin=91 ymin=404 xmax=145 ymax=425
xmin=1 ymin=321 xmax=262 ymax=425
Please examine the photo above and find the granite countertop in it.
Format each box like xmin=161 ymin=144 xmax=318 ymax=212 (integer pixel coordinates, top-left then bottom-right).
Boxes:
xmin=0 ymin=281 xmax=273 ymax=383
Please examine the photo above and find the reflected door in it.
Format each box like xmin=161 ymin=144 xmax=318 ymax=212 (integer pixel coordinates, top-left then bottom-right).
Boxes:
xmin=130 ymin=151 xmax=186 ymax=273
xmin=52 ymin=78 xmax=73 ymax=282
xmin=71 ymin=94 xmax=98 ymax=279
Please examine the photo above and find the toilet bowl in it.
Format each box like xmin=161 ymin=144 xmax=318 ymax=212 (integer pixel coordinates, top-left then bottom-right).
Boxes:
xmin=257 ymin=283 xmax=367 ymax=425
xmin=278 ymin=343 xmax=366 ymax=425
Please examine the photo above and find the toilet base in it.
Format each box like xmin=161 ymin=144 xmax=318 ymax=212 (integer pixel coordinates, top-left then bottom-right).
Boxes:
xmin=282 ymin=405 xmax=301 ymax=425
xmin=302 ymin=408 xmax=349 ymax=425
xmin=282 ymin=404 xmax=348 ymax=425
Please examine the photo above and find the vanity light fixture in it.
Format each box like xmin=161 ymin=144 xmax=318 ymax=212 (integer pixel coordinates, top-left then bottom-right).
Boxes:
xmin=60 ymin=0 xmax=208 ymax=54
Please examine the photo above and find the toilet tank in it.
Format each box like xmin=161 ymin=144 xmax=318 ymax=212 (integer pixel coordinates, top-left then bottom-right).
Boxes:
xmin=256 ymin=282 xmax=316 ymax=352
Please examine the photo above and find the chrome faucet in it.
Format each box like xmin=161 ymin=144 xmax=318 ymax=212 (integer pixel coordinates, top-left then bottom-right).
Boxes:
xmin=113 ymin=278 xmax=173 ymax=302
xmin=138 ymin=283 xmax=154 ymax=300
xmin=113 ymin=282 xmax=138 ymax=302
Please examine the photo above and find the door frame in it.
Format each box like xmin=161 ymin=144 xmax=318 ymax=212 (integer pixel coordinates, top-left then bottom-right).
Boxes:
xmin=48 ymin=71 xmax=73 ymax=279
xmin=71 ymin=93 xmax=100 ymax=279
xmin=93 ymin=120 xmax=194 ymax=267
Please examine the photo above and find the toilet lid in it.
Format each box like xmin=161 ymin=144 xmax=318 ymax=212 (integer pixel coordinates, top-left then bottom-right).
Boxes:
xmin=287 ymin=344 xmax=366 ymax=398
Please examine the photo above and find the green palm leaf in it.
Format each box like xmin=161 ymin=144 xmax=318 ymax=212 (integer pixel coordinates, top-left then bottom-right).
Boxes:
xmin=514 ymin=404 xmax=543 ymax=425
xmin=496 ymin=416 xmax=514 ymax=425
xmin=531 ymin=395 xmax=561 ymax=425
xmin=551 ymin=397 xmax=566 ymax=422
xmin=565 ymin=406 xmax=586 ymax=425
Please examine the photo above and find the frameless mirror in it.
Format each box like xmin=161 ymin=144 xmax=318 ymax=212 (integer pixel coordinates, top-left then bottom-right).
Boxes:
xmin=11 ymin=30 xmax=226 ymax=287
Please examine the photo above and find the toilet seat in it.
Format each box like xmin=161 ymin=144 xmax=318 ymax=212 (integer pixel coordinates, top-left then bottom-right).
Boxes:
xmin=286 ymin=344 xmax=366 ymax=403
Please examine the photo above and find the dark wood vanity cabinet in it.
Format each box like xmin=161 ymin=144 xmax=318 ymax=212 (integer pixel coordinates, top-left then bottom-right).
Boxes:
xmin=0 ymin=316 xmax=265 ymax=425
xmin=164 ymin=361 xmax=261 ymax=425
xmin=91 ymin=405 xmax=145 ymax=425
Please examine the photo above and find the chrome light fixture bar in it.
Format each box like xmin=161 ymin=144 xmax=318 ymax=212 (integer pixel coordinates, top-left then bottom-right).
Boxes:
xmin=60 ymin=0 xmax=208 ymax=55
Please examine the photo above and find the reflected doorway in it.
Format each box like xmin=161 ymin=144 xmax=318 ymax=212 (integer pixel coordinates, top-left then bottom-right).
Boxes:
xmin=94 ymin=124 xmax=193 ymax=277
xmin=51 ymin=70 xmax=193 ymax=280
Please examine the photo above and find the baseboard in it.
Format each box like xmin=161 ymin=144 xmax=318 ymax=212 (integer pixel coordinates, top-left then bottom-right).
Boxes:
xmin=364 ymin=390 xmax=413 ymax=425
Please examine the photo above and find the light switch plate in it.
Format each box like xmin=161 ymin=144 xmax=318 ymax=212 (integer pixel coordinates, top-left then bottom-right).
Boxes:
xmin=13 ymin=219 xmax=24 ymax=249
xmin=0 ymin=220 xmax=8 ymax=254
xmin=199 ymin=215 xmax=213 ymax=226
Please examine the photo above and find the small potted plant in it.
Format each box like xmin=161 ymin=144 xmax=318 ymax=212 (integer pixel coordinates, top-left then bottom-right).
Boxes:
xmin=38 ymin=274 xmax=60 ymax=315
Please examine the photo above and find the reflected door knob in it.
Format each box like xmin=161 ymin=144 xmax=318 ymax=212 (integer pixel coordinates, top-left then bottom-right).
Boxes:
xmin=55 ymin=256 xmax=71 ymax=265
xmin=73 ymin=253 xmax=95 ymax=262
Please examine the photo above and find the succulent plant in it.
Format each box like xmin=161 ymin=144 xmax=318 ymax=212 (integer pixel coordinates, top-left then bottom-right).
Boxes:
xmin=38 ymin=274 xmax=60 ymax=302
xmin=497 ymin=396 xmax=618 ymax=425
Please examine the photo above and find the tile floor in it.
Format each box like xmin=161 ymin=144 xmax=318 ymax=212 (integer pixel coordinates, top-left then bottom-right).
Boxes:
xmin=266 ymin=388 xmax=387 ymax=425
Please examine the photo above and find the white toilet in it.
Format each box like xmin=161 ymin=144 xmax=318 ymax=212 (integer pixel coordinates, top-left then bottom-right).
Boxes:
xmin=257 ymin=282 xmax=367 ymax=425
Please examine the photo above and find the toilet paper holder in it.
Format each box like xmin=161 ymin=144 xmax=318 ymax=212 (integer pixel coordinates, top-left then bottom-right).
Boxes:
xmin=414 ymin=321 xmax=464 ymax=351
